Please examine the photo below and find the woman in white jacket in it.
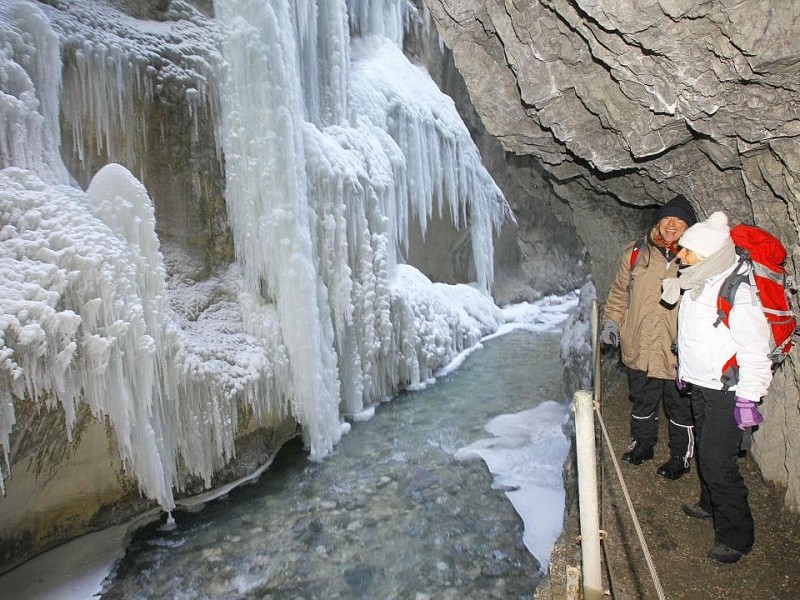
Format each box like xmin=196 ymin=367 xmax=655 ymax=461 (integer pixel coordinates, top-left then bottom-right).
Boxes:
xmin=661 ymin=211 xmax=772 ymax=564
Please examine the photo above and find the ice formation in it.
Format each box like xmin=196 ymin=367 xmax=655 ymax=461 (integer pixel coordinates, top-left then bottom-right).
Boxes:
xmin=0 ymin=1 xmax=68 ymax=182
xmin=0 ymin=0 xmax=511 ymax=508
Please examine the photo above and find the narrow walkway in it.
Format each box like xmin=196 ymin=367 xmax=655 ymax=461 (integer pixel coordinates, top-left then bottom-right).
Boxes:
xmin=539 ymin=364 xmax=800 ymax=600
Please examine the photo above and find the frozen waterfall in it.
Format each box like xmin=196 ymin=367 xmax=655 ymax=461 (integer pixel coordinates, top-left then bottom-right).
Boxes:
xmin=0 ymin=0 xmax=511 ymax=511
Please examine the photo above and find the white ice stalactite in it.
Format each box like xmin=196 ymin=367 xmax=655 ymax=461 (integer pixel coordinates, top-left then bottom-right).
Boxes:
xmin=289 ymin=0 xmax=512 ymax=407
xmin=347 ymin=0 xmax=408 ymax=48
xmin=304 ymin=122 xmax=397 ymax=415
xmin=59 ymin=24 xmax=153 ymax=179
xmin=388 ymin=265 xmax=503 ymax=390
xmin=0 ymin=2 xmax=69 ymax=183
xmin=0 ymin=0 xmax=513 ymax=507
xmin=0 ymin=159 xmax=293 ymax=505
xmin=168 ymin=267 xmax=294 ymax=489
xmin=85 ymin=163 xmax=177 ymax=508
xmin=214 ymin=0 xmax=344 ymax=459
xmin=0 ymin=165 xmax=174 ymax=508
xmin=46 ymin=0 xmax=222 ymax=183
xmin=292 ymin=0 xmax=349 ymax=127
xmin=348 ymin=36 xmax=511 ymax=292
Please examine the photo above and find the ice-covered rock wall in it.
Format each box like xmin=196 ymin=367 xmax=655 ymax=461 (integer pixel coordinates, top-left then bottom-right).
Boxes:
xmin=0 ymin=0 xmax=514 ymax=564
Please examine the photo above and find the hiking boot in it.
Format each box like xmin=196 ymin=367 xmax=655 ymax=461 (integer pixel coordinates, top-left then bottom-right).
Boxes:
xmin=708 ymin=542 xmax=743 ymax=564
xmin=682 ymin=502 xmax=712 ymax=520
xmin=621 ymin=441 xmax=654 ymax=465
xmin=656 ymin=456 xmax=690 ymax=480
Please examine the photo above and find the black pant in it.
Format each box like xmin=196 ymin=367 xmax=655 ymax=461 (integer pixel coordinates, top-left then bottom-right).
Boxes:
xmin=628 ymin=368 xmax=694 ymax=461
xmin=691 ymin=385 xmax=754 ymax=553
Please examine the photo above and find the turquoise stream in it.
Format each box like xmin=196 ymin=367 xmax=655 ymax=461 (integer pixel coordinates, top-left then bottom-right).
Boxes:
xmin=100 ymin=328 xmax=565 ymax=600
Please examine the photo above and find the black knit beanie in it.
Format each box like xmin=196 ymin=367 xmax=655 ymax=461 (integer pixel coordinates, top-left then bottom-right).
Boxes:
xmin=656 ymin=195 xmax=697 ymax=227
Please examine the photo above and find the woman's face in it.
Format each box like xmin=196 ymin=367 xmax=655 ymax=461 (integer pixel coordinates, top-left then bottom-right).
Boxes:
xmin=677 ymin=247 xmax=703 ymax=266
xmin=658 ymin=216 xmax=689 ymax=244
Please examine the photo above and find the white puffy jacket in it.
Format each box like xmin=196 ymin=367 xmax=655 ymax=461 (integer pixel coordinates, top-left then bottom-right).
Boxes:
xmin=677 ymin=263 xmax=773 ymax=402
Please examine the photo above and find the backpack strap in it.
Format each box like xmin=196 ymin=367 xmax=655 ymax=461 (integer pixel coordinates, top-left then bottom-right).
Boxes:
xmin=626 ymin=238 xmax=647 ymax=303
xmin=714 ymin=254 xmax=751 ymax=329
xmin=716 ymin=255 xmax=752 ymax=390
xmin=629 ymin=238 xmax=646 ymax=271
xmin=720 ymin=355 xmax=739 ymax=391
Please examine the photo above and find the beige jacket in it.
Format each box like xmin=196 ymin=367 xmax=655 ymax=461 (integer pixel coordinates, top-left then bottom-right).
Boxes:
xmin=604 ymin=237 xmax=680 ymax=380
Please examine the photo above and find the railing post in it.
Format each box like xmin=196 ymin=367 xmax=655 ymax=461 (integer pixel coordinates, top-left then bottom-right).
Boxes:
xmin=574 ymin=389 xmax=604 ymax=599
xmin=592 ymin=300 xmax=602 ymax=405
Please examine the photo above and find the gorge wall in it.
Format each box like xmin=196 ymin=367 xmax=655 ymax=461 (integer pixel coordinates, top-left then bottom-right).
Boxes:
xmin=0 ymin=0 xmax=586 ymax=570
xmin=424 ymin=0 xmax=800 ymax=512
xmin=4 ymin=0 xmax=799 ymax=574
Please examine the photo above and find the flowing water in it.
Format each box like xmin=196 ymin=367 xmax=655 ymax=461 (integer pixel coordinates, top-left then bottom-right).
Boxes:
xmin=99 ymin=328 xmax=566 ymax=600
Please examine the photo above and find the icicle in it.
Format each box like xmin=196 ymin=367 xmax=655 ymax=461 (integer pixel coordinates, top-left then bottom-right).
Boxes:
xmin=0 ymin=1 xmax=69 ymax=182
xmin=290 ymin=1 xmax=351 ymax=126
xmin=0 ymin=165 xmax=170 ymax=508
xmin=348 ymin=36 xmax=511 ymax=292
xmin=347 ymin=0 xmax=407 ymax=47
xmin=215 ymin=0 xmax=343 ymax=459
xmin=160 ymin=511 xmax=176 ymax=531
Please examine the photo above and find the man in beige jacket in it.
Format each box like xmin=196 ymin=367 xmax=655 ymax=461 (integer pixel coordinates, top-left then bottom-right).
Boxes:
xmin=600 ymin=196 xmax=696 ymax=479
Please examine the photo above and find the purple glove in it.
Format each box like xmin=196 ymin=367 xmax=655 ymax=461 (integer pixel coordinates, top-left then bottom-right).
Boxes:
xmin=734 ymin=397 xmax=763 ymax=431
xmin=675 ymin=368 xmax=686 ymax=392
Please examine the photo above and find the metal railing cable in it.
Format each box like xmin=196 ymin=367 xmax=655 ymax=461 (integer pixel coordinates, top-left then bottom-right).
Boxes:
xmin=598 ymin=442 xmax=620 ymax=600
xmin=595 ymin=410 xmax=667 ymax=600
xmin=591 ymin=300 xmax=667 ymax=600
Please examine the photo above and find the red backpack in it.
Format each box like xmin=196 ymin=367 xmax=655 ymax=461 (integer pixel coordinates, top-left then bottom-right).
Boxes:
xmin=715 ymin=224 xmax=798 ymax=388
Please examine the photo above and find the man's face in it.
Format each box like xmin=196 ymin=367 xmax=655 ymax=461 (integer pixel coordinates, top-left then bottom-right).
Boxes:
xmin=658 ymin=216 xmax=689 ymax=244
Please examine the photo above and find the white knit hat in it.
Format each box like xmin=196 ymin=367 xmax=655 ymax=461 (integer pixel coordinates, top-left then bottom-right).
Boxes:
xmin=678 ymin=211 xmax=731 ymax=258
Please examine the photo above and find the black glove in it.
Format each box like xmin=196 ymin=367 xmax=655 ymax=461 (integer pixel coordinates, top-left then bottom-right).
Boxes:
xmin=600 ymin=320 xmax=620 ymax=347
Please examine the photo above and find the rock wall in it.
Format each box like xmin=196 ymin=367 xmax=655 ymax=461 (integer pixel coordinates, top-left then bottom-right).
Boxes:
xmin=424 ymin=0 xmax=800 ymax=511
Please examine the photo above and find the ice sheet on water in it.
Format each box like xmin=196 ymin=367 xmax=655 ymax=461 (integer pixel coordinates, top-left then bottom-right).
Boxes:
xmin=455 ymin=400 xmax=572 ymax=571
xmin=488 ymin=290 xmax=581 ymax=340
